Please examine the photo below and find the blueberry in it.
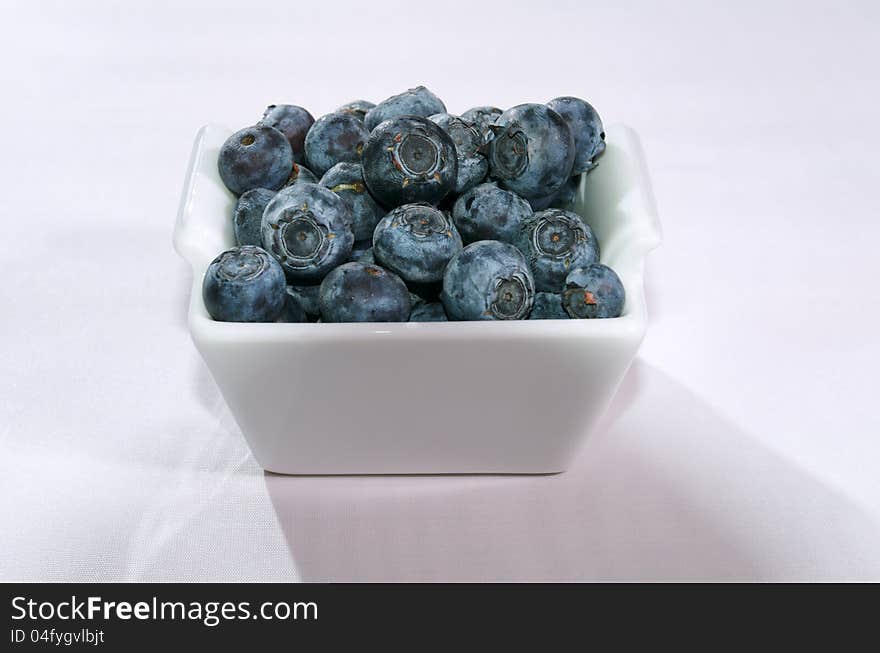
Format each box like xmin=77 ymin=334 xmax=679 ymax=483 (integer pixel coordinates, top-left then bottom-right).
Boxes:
xmin=319 ymin=262 xmax=411 ymax=323
xmin=283 ymin=162 xmax=318 ymax=188
xmin=303 ymin=112 xmax=369 ymax=176
xmin=349 ymin=239 xmax=373 ymax=262
xmin=441 ymin=240 xmax=535 ymax=321
xmin=372 ymin=203 xmax=462 ymax=284
xmin=286 ymin=284 xmax=321 ymax=317
xmin=408 ymin=292 xmax=426 ymax=308
xmin=336 ymin=99 xmax=376 ymax=122
xmin=562 ymin=264 xmax=625 ymax=319
xmin=551 ymin=175 xmax=580 ymax=207
xmin=487 ymin=103 xmax=574 ymax=199
xmin=550 ymin=175 xmax=581 ymax=209
xmin=527 ymin=174 xmax=580 ymax=211
xmin=528 ymin=292 xmax=569 ymax=320
xmin=406 ymin=280 xmax=442 ymax=302
xmin=319 ymin=162 xmax=385 ymax=241
xmin=452 ymin=182 xmax=532 ymax=245
xmin=460 ymin=106 xmax=503 ymax=140
xmin=260 ymin=104 xmax=315 ymax=164
xmin=429 ymin=113 xmax=488 ymax=193
xmin=233 ymin=188 xmax=275 ymax=247
xmin=428 ymin=114 xmax=479 ymax=157
xmin=218 ymin=125 xmax=293 ymax=195
xmin=456 ymin=156 xmax=492 ymax=195
xmin=527 ymin=194 xmax=554 ymax=211
xmin=546 ymin=97 xmax=605 ymax=174
xmin=364 ymin=85 xmax=446 ymax=132
xmin=202 ymin=246 xmax=286 ymax=322
xmin=261 ymin=182 xmax=354 ymax=283
xmin=362 ymin=116 xmax=457 ymax=208
xmin=357 ymin=247 xmax=375 ymax=265
xmin=281 ymin=286 xmax=309 ymax=322
xmin=515 ymin=208 xmax=599 ymax=292
xmin=410 ymin=302 xmax=448 ymax=322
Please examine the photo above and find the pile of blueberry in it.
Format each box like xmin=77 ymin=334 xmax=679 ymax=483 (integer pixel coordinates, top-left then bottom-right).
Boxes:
xmin=203 ymin=86 xmax=625 ymax=323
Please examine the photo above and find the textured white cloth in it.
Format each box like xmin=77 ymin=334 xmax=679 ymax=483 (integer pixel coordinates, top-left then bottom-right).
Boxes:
xmin=2 ymin=0 xmax=879 ymax=581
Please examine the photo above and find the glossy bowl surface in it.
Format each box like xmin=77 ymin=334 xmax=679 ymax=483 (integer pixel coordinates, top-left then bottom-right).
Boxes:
xmin=174 ymin=124 xmax=661 ymax=474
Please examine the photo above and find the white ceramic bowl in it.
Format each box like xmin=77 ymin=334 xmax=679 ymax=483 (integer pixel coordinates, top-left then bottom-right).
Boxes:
xmin=174 ymin=124 xmax=661 ymax=474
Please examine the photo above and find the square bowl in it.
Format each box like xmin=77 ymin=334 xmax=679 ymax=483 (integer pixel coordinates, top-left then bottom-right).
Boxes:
xmin=174 ymin=124 xmax=661 ymax=474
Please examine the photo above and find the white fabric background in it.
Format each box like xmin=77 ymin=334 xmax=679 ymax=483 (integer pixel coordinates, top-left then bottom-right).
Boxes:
xmin=2 ymin=0 xmax=879 ymax=581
